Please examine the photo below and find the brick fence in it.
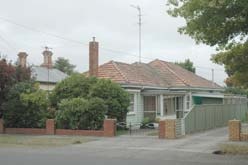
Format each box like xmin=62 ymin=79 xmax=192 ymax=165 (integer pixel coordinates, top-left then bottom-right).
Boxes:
xmin=0 ymin=119 xmax=116 ymax=137
xmin=159 ymin=119 xmax=177 ymax=139
xmin=229 ymin=120 xmax=248 ymax=141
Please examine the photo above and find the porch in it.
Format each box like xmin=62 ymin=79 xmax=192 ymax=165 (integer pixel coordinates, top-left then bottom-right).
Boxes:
xmin=142 ymin=91 xmax=191 ymax=121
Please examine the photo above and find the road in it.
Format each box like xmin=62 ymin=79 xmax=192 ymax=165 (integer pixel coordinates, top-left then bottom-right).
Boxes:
xmin=0 ymin=127 xmax=247 ymax=165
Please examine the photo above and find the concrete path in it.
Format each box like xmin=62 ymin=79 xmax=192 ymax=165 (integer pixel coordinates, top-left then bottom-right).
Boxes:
xmin=0 ymin=127 xmax=248 ymax=165
xmin=81 ymin=126 xmax=228 ymax=154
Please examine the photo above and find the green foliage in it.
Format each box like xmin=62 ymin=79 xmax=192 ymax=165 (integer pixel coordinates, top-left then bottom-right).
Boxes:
xmin=49 ymin=74 xmax=97 ymax=108
xmin=175 ymin=59 xmax=196 ymax=73
xmin=167 ymin=0 xmax=248 ymax=49
xmin=142 ymin=117 xmax=152 ymax=125
xmin=56 ymin=98 xmax=106 ymax=130
xmin=54 ymin=57 xmax=76 ymax=75
xmin=212 ymin=42 xmax=248 ymax=88
xmin=0 ymin=58 xmax=17 ymax=117
xmin=224 ymin=87 xmax=248 ymax=96
xmin=2 ymin=82 xmax=49 ymax=128
xmin=167 ymin=0 xmax=248 ymax=88
xmin=0 ymin=57 xmax=31 ymax=118
xmin=50 ymin=74 xmax=130 ymax=122
xmin=89 ymin=79 xmax=130 ymax=122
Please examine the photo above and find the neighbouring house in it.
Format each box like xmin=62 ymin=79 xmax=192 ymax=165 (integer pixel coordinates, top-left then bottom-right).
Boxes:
xmin=86 ymin=38 xmax=227 ymax=124
xmin=17 ymin=49 xmax=67 ymax=91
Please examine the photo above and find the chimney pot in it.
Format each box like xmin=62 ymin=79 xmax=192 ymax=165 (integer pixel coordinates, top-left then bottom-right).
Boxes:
xmin=89 ymin=37 xmax=99 ymax=77
xmin=41 ymin=49 xmax=53 ymax=68
xmin=18 ymin=52 xmax=28 ymax=68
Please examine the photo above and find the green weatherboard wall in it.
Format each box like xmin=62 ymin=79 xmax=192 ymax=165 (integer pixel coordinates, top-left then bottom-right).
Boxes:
xmin=193 ymin=96 xmax=202 ymax=105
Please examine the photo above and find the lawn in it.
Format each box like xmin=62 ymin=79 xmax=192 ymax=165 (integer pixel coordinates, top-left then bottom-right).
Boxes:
xmin=0 ymin=134 xmax=94 ymax=147
xmin=219 ymin=143 xmax=248 ymax=155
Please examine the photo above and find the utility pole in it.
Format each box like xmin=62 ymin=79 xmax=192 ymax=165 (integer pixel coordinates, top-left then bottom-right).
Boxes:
xmin=211 ymin=68 xmax=214 ymax=86
xmin=131 ymin=5 xmax=142 ymax=63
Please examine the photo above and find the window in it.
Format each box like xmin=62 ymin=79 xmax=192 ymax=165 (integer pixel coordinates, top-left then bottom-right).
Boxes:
xmin=175 ymin=96 xmax=183 ymax=111
xmin=186 ymin=95 xmax=190 ymax=109
xmin=128 ymin=94 xmax=135 ymax=112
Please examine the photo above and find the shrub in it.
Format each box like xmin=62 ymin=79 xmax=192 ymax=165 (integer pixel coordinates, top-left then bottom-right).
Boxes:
xmin=56 ymin=97 xmax=106 ymax=130
xmin=50 ymin=74 xmax=130 ymax=122
xmin=2 ymin=82 xmax=48 ymax=128
xmin=49 ymin=74 xmax=97 ymax=108
xmin=89 ymin=79 xmax=130 ymax=122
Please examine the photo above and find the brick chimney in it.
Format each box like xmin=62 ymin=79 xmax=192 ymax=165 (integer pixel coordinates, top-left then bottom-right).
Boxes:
xmin=41 ymin=47 xmax=53 ymax=68
xmin=18 ymin=52 xmax=28 ymax=67
xmin=89 ymin=37 xmax=99 ymax=77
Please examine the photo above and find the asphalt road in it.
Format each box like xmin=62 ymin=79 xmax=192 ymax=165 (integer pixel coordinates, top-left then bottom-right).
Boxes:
xmin=0 ymin=127 xmax=247 ymax=165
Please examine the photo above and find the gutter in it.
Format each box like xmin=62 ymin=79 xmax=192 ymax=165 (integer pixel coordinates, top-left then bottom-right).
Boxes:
xmin=120 ymin=84 xmax=224 ymax=92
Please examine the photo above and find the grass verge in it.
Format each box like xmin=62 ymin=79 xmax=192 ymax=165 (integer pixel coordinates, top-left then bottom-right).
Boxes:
xmin=116 ymin=130 xmax=129 ymax=136
xmin=219 ymin=143 xmax=248 ymax=155
xmin=0 ymin=134 xmax=94 ymax=147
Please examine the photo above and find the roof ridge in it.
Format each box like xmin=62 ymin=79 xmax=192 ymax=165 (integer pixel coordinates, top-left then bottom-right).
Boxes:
xmin=111 ymin=61 xmax=129 ymax=82
xmin=158 ymin=60 xmax=190 ymax=86
xmin=167 ymin=61 xmax=221 ymax=88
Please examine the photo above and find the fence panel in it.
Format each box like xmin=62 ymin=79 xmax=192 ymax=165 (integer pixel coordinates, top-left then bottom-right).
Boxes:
xmin=184 ymin=103 xmax=248 ymax=134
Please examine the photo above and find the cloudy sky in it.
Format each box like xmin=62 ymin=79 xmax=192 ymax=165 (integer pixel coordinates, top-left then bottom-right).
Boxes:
xmin=0 ymin=0 xmax=227 ymax=85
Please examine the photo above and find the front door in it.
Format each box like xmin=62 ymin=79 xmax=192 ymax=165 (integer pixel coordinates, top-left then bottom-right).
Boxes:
xmin=164 ymin=98 xmax=175 ymax=115
xmin=143 ymin=96 xmax=156 ymax=121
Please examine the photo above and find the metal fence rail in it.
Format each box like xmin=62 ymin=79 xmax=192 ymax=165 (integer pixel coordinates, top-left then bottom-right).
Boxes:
xmin=241 ymin=123 xmax=248 ymax=133
xmin=184 ymin=103 xmax=248 ymax=134
xmin=117 ymin=122 xmax=159 ymax=136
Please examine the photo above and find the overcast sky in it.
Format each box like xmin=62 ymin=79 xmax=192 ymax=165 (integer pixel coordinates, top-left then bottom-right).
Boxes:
xmin=0 ymin=0 xmax=227 ymax=85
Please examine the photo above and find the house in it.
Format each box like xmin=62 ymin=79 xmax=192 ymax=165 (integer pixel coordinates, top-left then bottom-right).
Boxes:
xmin=86 ymin=38 xmax=225 ymax=124
xmin=17 ymin=49 xmax=67 ymax=91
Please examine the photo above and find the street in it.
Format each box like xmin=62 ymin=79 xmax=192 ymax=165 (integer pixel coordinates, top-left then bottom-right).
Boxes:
xmin=0 ymin=127 xmax=247 ymax=165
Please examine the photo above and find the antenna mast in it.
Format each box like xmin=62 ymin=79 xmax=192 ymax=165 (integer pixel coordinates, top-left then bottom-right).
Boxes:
xmin=131 ymin=5 xmax=142 ymax=63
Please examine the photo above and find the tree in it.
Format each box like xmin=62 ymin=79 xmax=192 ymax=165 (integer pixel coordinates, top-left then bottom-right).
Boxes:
xmin=50 ymin=74 xmax=130 ymax=122
xmin=224 ymin=87 xmax=248 ymax=96
xmin=2 ymin=82 xmax=49 ymax=128
xmin=167 ymin=0 xmax=248 ymax=88
xmin=0 ymin=59 xmax=16 ymax=112
xmin=49 ymin=74 xmax=97 ymax=108
xmin=89 ymin=79 xmax=130 ymax=122
xmin=54 ymin=57 xmax=76 ymax=75
xmin=0 ymin=57 xmax=31 ymax=117
xmin=175 ymin=59 xmax=196 ymax=73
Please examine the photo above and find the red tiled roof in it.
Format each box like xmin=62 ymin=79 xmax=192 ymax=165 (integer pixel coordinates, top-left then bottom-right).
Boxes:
xmin=93 ymin=59 xmax=222 ymax=89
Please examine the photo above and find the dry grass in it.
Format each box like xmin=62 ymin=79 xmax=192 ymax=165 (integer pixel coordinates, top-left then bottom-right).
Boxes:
xmin=0 ymin=134 xmax=94 ymax=147
xmin=219 ymin=143 xmax=248 ymax=155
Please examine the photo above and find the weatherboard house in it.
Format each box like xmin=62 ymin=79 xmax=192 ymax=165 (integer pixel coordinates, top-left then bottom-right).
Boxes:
xmin=86 ymin=38 xmax=225 ymax=124
xmin=17 ymin=50 xmax=67 ymax=90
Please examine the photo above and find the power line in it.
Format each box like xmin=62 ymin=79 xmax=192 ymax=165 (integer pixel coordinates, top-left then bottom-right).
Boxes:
xmin=0 ymin=17 xmax=88 ymax=46
xmin=0 ymin=16 xmax=227 ymax=72
xmin=0 ymin=32 xmax=18 ymax=52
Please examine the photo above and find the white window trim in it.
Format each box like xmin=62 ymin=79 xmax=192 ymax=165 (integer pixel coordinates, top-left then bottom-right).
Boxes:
xmin=127 ymin=92 xmax=137 ymax=115
xmin=184 ymin=93 xmax=192 ymax=112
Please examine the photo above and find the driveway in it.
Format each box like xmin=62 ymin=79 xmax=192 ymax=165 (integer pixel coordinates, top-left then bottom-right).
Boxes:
xmin=0 ymin=127 xmax=247 ymax=165
xmin=81 ymin=126 xmax=229 ymax=154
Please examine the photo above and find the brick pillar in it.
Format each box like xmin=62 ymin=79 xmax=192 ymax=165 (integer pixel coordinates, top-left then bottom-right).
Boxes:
xmin=165 ymin=119 xmax=176 ymax=139
xmin=46 ymin=119 xmax=55 ymax=135
xmin=103 ymin=119 xmax=116 ymax=137
xmin=228 ymin=120 xmax=241 ymax=141
xmin=159 ymin=120 xmax=165 ymax=139
xmin=0 ymin=119 xmax=4 ymax=134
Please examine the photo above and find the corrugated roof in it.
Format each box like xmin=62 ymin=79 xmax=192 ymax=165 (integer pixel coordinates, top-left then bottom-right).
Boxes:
xmin=32 ymin=66 xmax=68 ymax=83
